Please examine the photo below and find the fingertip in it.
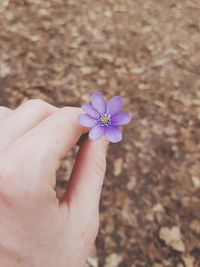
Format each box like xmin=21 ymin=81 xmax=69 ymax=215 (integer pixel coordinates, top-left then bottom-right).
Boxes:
xmin=93 ymin=136 xmax=109 ymax=154
xmin=85 ymin=135 xmax=109 ymax=155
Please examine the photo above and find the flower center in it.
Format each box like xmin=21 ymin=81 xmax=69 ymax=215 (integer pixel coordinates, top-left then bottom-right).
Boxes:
xmin=99 ymin=113 xmax=111 ymax=126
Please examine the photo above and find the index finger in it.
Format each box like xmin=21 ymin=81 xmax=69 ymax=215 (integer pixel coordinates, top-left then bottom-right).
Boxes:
xmin=5 ymin=107 xmax=89 ymax=186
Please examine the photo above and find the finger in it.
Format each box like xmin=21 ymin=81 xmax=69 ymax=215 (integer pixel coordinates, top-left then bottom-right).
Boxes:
xmin=0 ymin=107 xmax=12 ymax=121
xmin=62 ymin=137 xmax=108 ymax=211
xmin=0 ymin=99 xmax=58 ymax=152
xmin=6 ymin=107 xmax=89 ymax=186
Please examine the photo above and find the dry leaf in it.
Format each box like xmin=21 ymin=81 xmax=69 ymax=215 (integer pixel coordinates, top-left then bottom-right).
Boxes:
xmin=105 ymin=253 xmax=123 ymax=267
xmin=159 ymin=226 xmax=186 ymax=252
xmin=181 ymin=255 xmax=194 ymax=267
xmin=113 ymin=158 xmax=123 ymax=176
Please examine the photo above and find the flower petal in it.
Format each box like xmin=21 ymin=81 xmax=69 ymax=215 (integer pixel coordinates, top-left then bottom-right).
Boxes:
xmin=105 ymin=126 xmax=122 ymax=143
xmin=78 ymin=114 xmax=98 ymax=127
xmin=107 ymin=96 xmax=123 ymax=115
xmin=91 ymin=92 xmax=106 ymax=114
xmin=89 ymin=125 xmax=105 ymax=141
xmin=111 ymin=112 xmax=132 ymax=126
xmin=81 ymin=103 xmax=100 ymax=118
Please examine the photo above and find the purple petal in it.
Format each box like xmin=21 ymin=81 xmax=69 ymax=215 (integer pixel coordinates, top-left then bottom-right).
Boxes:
xmin=107 ymin=96 xmax=123 ymax=115
xmin=91 ymin=92 xmax=106 ymax=114
xmin=81 ymin=103 xmax=100 ymax=118
xmin=105 ymin=126 xmax=122 ymax=143
xmin=89 ymin=125 xmax=105 ymax=141
xmin=78 ymin=114 xmax=98 ymax=127
xmin=111 ymin=112 xmax=132 ymax=126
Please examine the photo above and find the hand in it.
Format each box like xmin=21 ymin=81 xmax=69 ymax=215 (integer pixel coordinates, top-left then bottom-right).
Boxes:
xmin=0 ymin=100 xmax=108 ymax=267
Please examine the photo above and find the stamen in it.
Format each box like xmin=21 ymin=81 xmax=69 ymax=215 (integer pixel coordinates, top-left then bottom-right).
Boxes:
xmin=99 ymin=113 xmax=111 ymax=126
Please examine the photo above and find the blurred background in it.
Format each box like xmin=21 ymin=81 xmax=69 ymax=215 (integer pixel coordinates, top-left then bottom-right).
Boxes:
xmin=0 ymin=0 xmax=200 ymax=266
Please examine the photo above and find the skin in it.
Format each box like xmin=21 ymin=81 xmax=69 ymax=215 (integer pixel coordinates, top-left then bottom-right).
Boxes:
xmin=0 ymin=100 xmax=108 ymax=267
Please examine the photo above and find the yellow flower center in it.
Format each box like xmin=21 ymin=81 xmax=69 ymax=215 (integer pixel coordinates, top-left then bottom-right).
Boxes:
xmin=100 ymin=114 xmax=111 ymax=125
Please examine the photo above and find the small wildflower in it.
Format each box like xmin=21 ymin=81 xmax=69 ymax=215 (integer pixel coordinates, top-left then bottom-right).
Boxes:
xmin=78 ymin=92 xmax=132 ymax=143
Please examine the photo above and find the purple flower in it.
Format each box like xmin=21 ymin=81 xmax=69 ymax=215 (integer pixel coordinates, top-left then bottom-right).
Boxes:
xmin=78 ymin=92 xmax=132 ymax=143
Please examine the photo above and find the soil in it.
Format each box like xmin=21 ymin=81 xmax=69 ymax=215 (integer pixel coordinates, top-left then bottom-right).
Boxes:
xmin=0 ymin=1 xmax=199 ymax=266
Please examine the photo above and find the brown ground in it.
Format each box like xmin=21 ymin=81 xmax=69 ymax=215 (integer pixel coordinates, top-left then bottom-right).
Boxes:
xmin=0 ymin=0 xmax=200 ymax=266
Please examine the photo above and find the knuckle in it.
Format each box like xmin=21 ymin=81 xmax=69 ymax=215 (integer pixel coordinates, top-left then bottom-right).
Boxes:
xmin=21 ymin=99 xmax=55 ymax=113
xmin=0 ymin=107 xmax=12 ymax=118
xmin=22 ymin=99 xmax=45 ymax=106
xmin=58 ymin=107 xmax=82 ymax=128
xmin=86 ymin=156 xmax=106 ymax=192
xmin=60 ymin=106 xmax=81 ymax=115
xmin=0 ymin=106 xmax=11 ymax=113
xmin=91 ymin=155 xmax=106 ymax=178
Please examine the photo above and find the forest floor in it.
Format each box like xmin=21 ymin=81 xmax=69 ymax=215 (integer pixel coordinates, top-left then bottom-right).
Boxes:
xmin=0 ymin=0 xmax=200 ymax=266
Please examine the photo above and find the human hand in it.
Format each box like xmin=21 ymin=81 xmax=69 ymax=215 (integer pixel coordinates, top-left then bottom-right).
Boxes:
xmin=0 ymin=100 xmax=108 ymax=267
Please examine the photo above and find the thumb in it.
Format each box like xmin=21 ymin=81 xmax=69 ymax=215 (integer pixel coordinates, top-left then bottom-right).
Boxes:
xmin=62 ymin=137 xmax=108 ymax=211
